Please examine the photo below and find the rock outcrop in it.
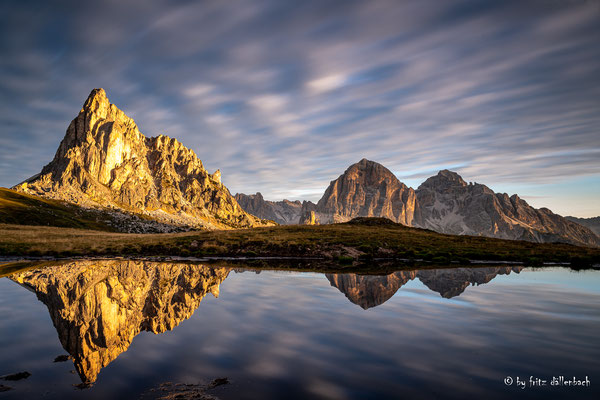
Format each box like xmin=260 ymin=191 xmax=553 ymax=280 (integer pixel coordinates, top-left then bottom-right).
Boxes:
xmin=414 ymin=170 xmax=600 ymax=246
xmin=11 ymin=260 xmax=229 ymax=383
xmin=299 ymin=210 xmax=319 ymax=225
xmin=234 ymin=192 xmax=302 ymax=224
xmin=311 ymin=159 xmax=419 ymax=225
xmin=566 ymin=216 xmax=600 ymax=236
xmin=13 ymin=88 xmax=271 ymax=230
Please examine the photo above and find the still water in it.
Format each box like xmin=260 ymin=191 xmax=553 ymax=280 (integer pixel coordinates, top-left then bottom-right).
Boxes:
xmin=0 ymin=260 xmax=598 ymax=399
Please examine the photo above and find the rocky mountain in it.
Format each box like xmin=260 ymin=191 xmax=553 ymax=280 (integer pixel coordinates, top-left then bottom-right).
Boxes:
xmin=309 ymin=158 xmax=419 ymax=225
xmin=13 ymin=88 xmax=270 ymax=231
xmin=11 ymin=260 xmax=229 ymax=383
xmin=566 ymin=216 xmax=600 ymax=236
xmin=234 ymin=192 xmax=302 ymax=224
xmin=414 ymin=170 xmax=599 ymax=246
xmin=253 ymin=159 xmax=597 ymax=247
xmin=327 ymin=266 xmax=523 ymax=308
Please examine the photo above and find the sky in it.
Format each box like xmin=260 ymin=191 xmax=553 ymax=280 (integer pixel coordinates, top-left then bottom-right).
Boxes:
xmin=0 ymin=0 xmax=598 ymax=217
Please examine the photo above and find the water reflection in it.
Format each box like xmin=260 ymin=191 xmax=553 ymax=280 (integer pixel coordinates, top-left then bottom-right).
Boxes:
xmin=3 ymin=261 xmax=524 ymax=384
xmin=10 ymin=260 xmax=228 ymax=383
xmin=1 ymin=261 xmax=599 ymax=400
xmin=326 ymin=267 xmax=522 ymax=309
xmin=326 ymin=271 xmax=417 ymax=309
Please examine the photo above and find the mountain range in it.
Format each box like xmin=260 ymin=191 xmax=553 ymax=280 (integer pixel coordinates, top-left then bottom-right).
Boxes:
xmin=5 ymin=88 xmax=599 ymax=247
xmin=239 ymin=159 xmax=599 ymax=247
xmin=234 ymin=192 xmax=302 ymax=225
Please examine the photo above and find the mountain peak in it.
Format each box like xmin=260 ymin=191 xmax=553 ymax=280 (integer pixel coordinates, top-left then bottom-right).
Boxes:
xmin=87 ymin=87 xmax=107 ymax=101
xmin=418 ymin=169 xmax=467 ymax=190
xmin=414 ymin=169 xmax=599 ymax=246
xmin=354 ymin=158 xmax=378 ymax=168
xmin=437 ymin=169 xmax=467 ymax=184
xmin=346 ymin=158 xmax=394 ymax=177
xmin=315 ymin=159 xmax=417 ymax=225
xmin=339 ymin=159 xmax=404 ymax=190
xmin=13 ymin=88 xmax=269 ymax=230
xmin=82 ymin=88 xmax=110 ymax=112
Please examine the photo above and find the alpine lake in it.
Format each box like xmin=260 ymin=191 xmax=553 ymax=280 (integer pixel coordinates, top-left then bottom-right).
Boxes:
xmin=0 ymin=258 xmax=598 ymax=400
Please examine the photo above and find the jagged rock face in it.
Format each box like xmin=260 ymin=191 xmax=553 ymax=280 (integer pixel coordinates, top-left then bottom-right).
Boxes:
xmin=314 ymin=159 xmax=419 ymax=225
xmin=14 ymin=88 xmax=270 ymax=230
xmin=327 ymin=267 xmax=524 ymax=307
xmin=326 ymin=271 xmax=417 ymax=309
xmin=234 ymin=192 xmax=301 ymax=224
xmin=11 ymin=260 xmax=229 ymax=383
xmin=299 ymin=210 xmax=319 ymax=225
xmin=566 ymin=216 xmax=600 ymax=236
xmin=416 ymin=266 xmax=523 ymax=298
xmin=415 ymin=170 xmax=600 ymax=246
xmin=256 ymin=161 xmax=597 ymax=246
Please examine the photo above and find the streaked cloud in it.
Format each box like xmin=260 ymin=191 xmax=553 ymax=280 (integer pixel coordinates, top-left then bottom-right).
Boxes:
xmin=307 ymin=73 xmax=347 ymax=94
xmin=0 ymin=0 xmax=598 ymax=216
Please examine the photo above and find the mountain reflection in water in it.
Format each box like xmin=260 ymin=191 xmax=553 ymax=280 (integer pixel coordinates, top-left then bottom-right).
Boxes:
xmin=326 ymin=266 xmax=522 ymax=309
xmin=10 ymin=260 xmax=229 ymax=383
xmin=1 ymin=260 xmax=599 ymax=400
xmin=7 ymin=260 xmax=524 ymax=385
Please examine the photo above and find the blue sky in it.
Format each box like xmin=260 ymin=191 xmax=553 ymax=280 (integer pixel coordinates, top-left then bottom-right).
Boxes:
xmin=0 ymin=0 xmax=598 ymax=217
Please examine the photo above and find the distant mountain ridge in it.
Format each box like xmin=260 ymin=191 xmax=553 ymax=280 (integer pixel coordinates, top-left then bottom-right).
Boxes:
xmin=414 ymin=169 xmax=598 ymax=246
xmin=565 ymin=216 xmax=600 ymax=236
xmin=13 ymin=89 xmax=271 ymax=231
xmin=237 ymin=159 xmax=599 ymax=247
xmin=234 ymin=192 xmax=302 ymax=225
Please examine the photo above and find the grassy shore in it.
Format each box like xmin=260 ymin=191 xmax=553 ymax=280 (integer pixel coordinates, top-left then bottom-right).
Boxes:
xmin=1 ymin=218 xmax=599 ymax=266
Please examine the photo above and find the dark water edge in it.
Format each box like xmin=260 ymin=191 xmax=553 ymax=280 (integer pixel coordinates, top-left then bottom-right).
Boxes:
xmin=1 ymin=255 xmax=592 ymax=278
xmin=0 ymin=259 xmax=599 ymax=399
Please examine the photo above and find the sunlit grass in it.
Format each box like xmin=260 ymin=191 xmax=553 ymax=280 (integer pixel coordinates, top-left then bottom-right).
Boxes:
xmin=1 ymin=220 xmax=598 ymax=266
